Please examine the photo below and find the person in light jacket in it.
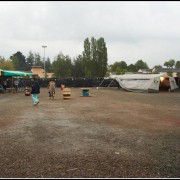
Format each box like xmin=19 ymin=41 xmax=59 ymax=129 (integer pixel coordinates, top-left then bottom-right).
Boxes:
xmin=48 ymin=80 xmax=56 ymax=99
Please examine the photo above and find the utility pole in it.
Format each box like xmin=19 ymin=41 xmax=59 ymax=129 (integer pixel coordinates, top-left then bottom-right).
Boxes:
xmin=42 ymin=45 xmax=47 ymax=78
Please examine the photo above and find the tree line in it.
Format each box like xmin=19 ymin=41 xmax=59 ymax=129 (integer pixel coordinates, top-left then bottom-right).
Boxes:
xmin=109 ymin=59 xmax=180 ymax=76
xmin=1 ymin=37 xmax=180 ymax=78
xmin=0 ymin=37 xmax=108 ymax=78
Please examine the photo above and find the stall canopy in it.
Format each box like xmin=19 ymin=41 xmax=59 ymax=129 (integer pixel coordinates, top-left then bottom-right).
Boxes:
xmin=0 ymin=69 xmax=33 ymax=77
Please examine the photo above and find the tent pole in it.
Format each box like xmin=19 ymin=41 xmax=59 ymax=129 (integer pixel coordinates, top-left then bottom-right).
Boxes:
xmin=108 ymin=79 xmax=114 ymax=87
xmin=98 ymin=79 xmax=105 ymax=88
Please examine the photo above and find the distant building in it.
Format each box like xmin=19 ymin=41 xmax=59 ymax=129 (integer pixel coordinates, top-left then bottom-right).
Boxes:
xmin=152 ymin=68 xmax=180 ymax=77
xmin=46 ymin=73 xmax=54 ymax=78
xmin=31 ymin=66 xmax=44 ymax=78
xmin=31 ymin=66 xmax=54 ymax=78
xmin=138 ymin=69 xmax=152 ymax=74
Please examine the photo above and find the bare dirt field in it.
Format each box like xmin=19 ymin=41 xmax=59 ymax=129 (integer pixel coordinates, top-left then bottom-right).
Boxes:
xmin=0 ymin=87 xmax=179 ymax=178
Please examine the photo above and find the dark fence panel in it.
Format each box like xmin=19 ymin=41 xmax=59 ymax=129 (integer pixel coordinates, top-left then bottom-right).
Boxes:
xmin=18 ymin=78 xmax=120 ymax=88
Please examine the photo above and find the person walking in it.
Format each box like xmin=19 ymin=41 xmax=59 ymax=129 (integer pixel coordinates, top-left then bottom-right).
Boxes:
xmin=14 ymin=78 xmax=19 ymax=92
xmin=48 ymin=80 xmax=56 ymax=100
xmin=31 ymin=78 xmax=40 ymax=106
xmin=3 ymin=79 xmax=7 ymax=93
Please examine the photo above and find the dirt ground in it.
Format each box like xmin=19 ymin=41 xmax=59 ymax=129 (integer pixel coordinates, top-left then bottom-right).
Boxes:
xmin=0 ymin=87 xmax=179 ymax=178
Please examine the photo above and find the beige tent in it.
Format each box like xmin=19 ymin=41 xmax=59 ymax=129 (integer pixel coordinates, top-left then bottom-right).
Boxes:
xmin=111 ymin=73 xmax=178 ymax=93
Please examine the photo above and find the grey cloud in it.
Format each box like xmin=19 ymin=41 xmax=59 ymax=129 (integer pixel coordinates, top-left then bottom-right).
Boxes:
xmin=1 ymin=1 xmax=180 ymax=68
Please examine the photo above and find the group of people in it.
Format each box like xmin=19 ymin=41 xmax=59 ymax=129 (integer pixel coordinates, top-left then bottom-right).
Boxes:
xmin=0 ymin=78 xmax=19 ymax=93
xmin=1 ymin=80 xmax=7 ymax=92
xmin=30 ymin=78 xmax=57 ymax=106
xmin=1 ymin=77 xmax=58 ymax=106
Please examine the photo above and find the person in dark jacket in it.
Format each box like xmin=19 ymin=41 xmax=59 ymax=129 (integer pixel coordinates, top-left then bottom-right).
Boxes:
xmin=31 ymin=78 xmax=40 ymax=106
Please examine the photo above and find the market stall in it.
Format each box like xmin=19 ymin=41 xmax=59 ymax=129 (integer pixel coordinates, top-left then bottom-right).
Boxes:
xmin=0 ymin=69 xmax=33 ymax=93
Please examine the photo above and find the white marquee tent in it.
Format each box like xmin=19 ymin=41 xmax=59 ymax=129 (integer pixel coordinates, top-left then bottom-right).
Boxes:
xmin=111 ymin=73 xmax=178 ymax=93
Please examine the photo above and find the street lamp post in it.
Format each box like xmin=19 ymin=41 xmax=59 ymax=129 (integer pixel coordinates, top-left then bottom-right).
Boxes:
xmin=42 ymin=45 xmax=47 ymax=78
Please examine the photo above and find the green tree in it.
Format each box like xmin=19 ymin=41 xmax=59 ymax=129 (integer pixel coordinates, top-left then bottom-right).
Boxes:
xmin=26 ymin=50 xmax=35 ymax=71
xmin=111 ymin=61 xmax=127 ymax=72
xmin=52 ymin=53 xmax=72 ymax=78
xmin=119 ymin=61 xmax=127 ymax=69
xmin=135 ymin=60 xmax=149 ymax=71
xmin=167 ymin=70 xmax=173 ymax=77
xmin=96 ymin=37 xmax=108 ymax=77
xmin=82 ymin=38 xmax=91 ymax=77
xmin=45 ymin=57 xmax=52 ymax=73
xmin=127 ymin=64 xmax=137 ymax=72
xmin=169 ymin=59 xmax=175 ymax=68
xmin=72 ymin=55 xmax=84 ymax=77
xmin=0 ymin=59 xmax=14 ymax=70
xmin=90 ymin=37 xmax=97 ymax=76
xmin=34 ymin=53 xmax=43 ymax=66
xmin=152 ymin=65 xmax=162 ymax=73
xmin=110 ymin=61 xmax=127 ymax=75
xmin=10 ymin=51 xmax=27 ymax=71
xmin=175 ymin=61 xmax=180 ymax=68
xmin=115 ymin=67 xmax=123 ymax=75
xmin=164 ymin=59 xmax=175 ymax=68
xmin=164 ymin=61 xmax=170 ymax=68
xmin=82 ymin=37 xmax=108 ymax=77
xmin=153 ymin=65 xmax=162 ymax=69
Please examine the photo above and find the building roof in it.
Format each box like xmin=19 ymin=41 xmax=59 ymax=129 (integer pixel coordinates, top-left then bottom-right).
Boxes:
xmin=159 ymin=68 xmax=180 ymax=72
xmin=31 ymin=66 xmax=43 ymax=68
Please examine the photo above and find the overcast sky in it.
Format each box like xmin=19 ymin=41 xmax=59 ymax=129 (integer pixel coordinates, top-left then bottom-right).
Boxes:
xmin=1 ymin=1 xmax=180 ymax=68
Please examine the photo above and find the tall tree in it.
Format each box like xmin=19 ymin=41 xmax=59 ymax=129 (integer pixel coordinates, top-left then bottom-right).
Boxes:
xmin=82 ymin=37 xmax=108 ymax=77
xmin=96 ymin=37 xmax=108 ymax=77
xmin=90 ymin=37 xmax=97 ymax=76
xmin=45 ymin=57 xmax=52 ymax=73
xmin=26 ymin=50 xmax=35 ymax=71
xmin=72 ymin=55 xmax=84 ymax=77
xmin=52 ymin=53 xmax=72 ymax=78
xmin=10 ymin=51 xmax=26 ymax=71
xmin=82 ymin=38 xmax=91 ymax=77
xmin=34 ymin=53 xmax=43 ymax=67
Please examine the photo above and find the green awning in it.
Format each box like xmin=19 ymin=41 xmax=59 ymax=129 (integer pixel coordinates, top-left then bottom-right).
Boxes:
xmin=0 ymin=69 xmax=33 ymax=77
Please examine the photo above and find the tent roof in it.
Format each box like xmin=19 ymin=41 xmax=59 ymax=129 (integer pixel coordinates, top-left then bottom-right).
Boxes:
xmin=110 ymin=73 xmax=167 ymax=80
xmin=0 ymin=69 xmax=33 ymax=77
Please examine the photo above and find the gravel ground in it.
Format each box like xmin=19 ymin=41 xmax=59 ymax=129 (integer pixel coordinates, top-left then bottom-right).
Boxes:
xmin=0 ymin=87 xmax=179 ymax=178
